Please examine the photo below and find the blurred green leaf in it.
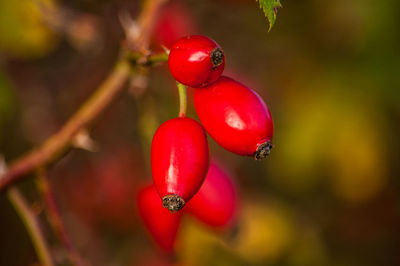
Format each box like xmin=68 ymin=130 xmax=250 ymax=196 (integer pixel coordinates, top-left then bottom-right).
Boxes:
xmin=257 ymin=0 xmax=282 ymax=31
xmin=0 ymin=0 xmax=56 ymax=58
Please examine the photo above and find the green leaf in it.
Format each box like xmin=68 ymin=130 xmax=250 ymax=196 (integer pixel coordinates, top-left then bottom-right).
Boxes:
xmin=257 ymin=0 xmax=282 ymax=31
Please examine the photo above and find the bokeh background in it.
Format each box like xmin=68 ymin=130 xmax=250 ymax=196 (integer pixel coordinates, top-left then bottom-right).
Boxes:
xmin=1 ymin=0 xmax=400 ymax=265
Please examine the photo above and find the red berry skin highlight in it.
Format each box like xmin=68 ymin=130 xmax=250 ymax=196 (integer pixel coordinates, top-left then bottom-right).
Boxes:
xmin=151 ymin=117 xmax=210 ymax=212
xmin=137 ymin=185 xmax=182 ymax=252
xmin=186 ymin=161 xmax=238 ymax=229
xmin=168 ymin=35 xmax=225 ymax=88
xmin=194 ymin=76 xmax=274 ymax=160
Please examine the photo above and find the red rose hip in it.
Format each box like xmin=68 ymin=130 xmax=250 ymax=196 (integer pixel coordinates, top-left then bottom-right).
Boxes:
xmin=168 ymin=35 xmax=225 ymax=88
xmin=194 ymin=76 xmax=274 ymax=160
xmin=151 ymin=117 xmax=209 ymax=212
xmin=137 ymin=185 xmax=182 ymax=252
xmin=186 ymin=160 xmax=238 ymax=229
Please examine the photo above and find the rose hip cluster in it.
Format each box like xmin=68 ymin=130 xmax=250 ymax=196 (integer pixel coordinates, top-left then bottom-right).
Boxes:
xmin=138 ymin=35 xmax=274 ymax=250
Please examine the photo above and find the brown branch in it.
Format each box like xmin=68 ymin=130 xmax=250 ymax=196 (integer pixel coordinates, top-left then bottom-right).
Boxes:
xmin=8 ymin=187 xmax=54 ymax=266
xmin=0 ymin=0 xmax=168 ymax=192
xmin=36 ymin=169 xmax=89 ymax=266
xmin=0 ymin=59 xmax=130 ymax=191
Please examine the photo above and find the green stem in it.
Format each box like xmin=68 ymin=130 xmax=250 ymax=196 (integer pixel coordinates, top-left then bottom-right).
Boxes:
xmin=146 ymin=52 xmax=169 ymax=63
xmin=126 ymin=52 xmax=169 ymax=65
xmin=177 ymin=82 xmax=187 ymax=117
xmin=7 ymin=187 xmax=54 ymax=266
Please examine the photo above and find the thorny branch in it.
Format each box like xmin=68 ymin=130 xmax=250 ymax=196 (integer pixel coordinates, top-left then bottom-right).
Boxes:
xmin=0 ymin=0 xmax=168 ymax=192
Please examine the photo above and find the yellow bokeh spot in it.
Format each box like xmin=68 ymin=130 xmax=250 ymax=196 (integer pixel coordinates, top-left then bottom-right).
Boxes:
xmin=0 ymin=0 xmax=57 ymax=58
xmin=268 ymin=82 xmax=387 ymax=202
xmin=177 ymin=217 xmax=226 ymax=266
xmin=268 ymin=90 xmax=336 ymax=193
xmin=327 ymin=109 xmax=387 ymax=203
xmin=233 ymin=200 xmax=293 ymax=263
xmin=177 ymin=200 xmax=294 ymax=265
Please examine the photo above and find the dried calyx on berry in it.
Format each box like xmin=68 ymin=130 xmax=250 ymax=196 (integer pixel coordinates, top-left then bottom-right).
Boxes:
xmin=211 ymin=47 xmax=224 ymax=68
xmin=162 ymin=195 xmax=185 ymax=212
xmin=254 ymin=141 xmax=273 ymax=160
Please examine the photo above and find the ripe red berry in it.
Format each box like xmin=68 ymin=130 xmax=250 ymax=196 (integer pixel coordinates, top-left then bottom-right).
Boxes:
xmin=151 ymin=117 xmax=209 ymax=212
xmin=137 ymin=185 xmax=182 ymax=252
xmin=186 ymin=160 xmax=238 ymax=229
xmin=168 ymin=35 xmax=225 ymax=88
xmin=194 ymin=76 xmax=274 ymax=160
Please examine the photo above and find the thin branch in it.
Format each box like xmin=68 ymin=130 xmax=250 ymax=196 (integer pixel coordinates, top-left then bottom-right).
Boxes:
xmin=8 ymin=187 xmax=54 ymax=266
xmin=36 ymin=169 xmax=88 ymax=266
xmin=0 ymin=0 xmax=168 ymax=192
xmin=0 ymin=59 xmax=130 ymax=191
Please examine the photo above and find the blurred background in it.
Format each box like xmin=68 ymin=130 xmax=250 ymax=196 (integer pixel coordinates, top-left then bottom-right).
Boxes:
xmin=1 ymin=0 xmax=400 ymax=265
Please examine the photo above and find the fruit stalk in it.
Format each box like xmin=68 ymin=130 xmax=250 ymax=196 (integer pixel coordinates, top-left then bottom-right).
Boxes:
xmin=177 ymin=82 xmax=187 ymax=117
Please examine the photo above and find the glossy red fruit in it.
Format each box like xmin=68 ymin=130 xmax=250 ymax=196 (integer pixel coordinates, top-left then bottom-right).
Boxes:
xmin=151 ymin=117 xmax=209 ymax=212
xmin=137 ymin=185 xmax=182 ymax=252
xmin=186 ymin=161 xmax=238 ymax=229
xmin=153 ymin=2 xmax=198 ymax=49
xmin=194 ymin=76 xmax=274 ymax=160
xmin=168 ymin=35 xmax=225 ymax=88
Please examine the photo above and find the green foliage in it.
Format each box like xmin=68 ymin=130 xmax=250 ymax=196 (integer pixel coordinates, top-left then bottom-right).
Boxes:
xmin=257 ymin=0 xmax=282 ymax=31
